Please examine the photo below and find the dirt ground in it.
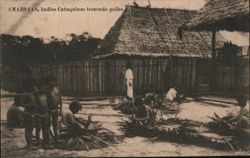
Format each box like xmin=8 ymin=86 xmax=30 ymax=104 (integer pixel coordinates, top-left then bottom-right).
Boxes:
xmin=1 ymin=89 xmax=249 ymax=157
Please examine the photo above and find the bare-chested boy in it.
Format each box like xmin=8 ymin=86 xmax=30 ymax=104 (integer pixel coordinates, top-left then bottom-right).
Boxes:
xmin=45 ymin=75 xmax=62 ymax=143
xmin=21 ymin=78 xmax=39 ymax=149
xmin=34 ymin=81 xmax=50 ymax=148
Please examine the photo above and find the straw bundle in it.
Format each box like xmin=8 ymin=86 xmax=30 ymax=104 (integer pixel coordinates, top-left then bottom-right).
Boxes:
xmin=58 ymin=122 xmax=124 ymax=151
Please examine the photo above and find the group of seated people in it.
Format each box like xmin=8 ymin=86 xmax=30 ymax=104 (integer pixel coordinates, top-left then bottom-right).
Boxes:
xmin=7 ymin=81 xmax=249 ymax=149
xmin=130 ymin=86 xmax=184 ymax=128
xmin=144 ymin=86 xmax=186 ymax=107
xmin=129 ymin=87 xmax=250 ymax=131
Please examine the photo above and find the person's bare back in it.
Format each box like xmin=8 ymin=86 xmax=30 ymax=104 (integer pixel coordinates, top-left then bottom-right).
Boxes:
xmin=36 ymin=92 xmax=49 ymax=115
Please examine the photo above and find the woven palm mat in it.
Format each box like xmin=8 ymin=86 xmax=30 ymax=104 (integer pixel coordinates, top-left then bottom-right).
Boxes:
xmin=118 ymin=117 xmax=249 ymax=151
xmin=113 ymin=100 xmax=181 ymax=116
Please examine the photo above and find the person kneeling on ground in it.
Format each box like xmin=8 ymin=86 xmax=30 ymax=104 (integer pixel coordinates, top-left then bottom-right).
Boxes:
xmin=60 ymin=101 xmax=92 ymax=137
xmin=163 ymin=86 xmax=186 ymax=107
xmin=229 ymin=95 xmax=249 ymax=129
xmin=165 ymin=87 xmax=177 ymax=102
xmin=132 ymin=98 xmax=157 ymax=128
xmin=221 ymin=95 xmax=250 ymax=140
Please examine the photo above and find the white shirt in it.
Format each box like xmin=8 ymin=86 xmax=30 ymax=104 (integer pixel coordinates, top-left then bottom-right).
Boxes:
xmin=125 ymin=68 xmax=133 ymax=98
xmin=125 ymin=68 xmax=133 ymax=81
xmin=165 ymin=88 xmax=177 ymax=101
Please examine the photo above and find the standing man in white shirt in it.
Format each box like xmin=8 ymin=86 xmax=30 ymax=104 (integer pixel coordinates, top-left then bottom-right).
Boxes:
xmin=125 ymin=63 xmax=134 ymax=100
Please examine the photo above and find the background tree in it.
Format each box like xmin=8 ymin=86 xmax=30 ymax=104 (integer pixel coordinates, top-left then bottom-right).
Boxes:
xmin=1 ymin=33 xmax=102 ymax=69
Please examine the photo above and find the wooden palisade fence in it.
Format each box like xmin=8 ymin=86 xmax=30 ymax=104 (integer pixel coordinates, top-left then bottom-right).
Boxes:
xmin=1 ymin=58 xmax=249 ymax=97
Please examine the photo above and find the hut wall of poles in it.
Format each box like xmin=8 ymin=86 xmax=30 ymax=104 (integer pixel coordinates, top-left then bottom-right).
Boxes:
xmin=1 ymin=57 xmax=249 ymax=97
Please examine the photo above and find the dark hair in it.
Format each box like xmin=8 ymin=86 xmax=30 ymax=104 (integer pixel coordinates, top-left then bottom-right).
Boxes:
xmin=37 ymin=79 xmax=46 ymax=88
xmin=69 ymin=101 xmax=82 ymax=113
xmin=22 ymin=77 xmax=37 ymax=91
xmin=236 ymin=95 xmax=248 ymax=107
xmin=148 ymin=84 xmax=154 ymax=92
xmin=13 ymin=95 xmax=21 ymax=106
xmin=175 ymin=86 xmax=179 ymax=92
xmin=125 ymin=62 xmax=133 ymax=69
xmin=134 ymin=97 xmax=144 ymax=108
xmin=45 ymin=75 xmax=57 ymax=85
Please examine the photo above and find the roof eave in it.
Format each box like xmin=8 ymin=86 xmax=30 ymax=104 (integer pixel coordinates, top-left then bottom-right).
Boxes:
xmin=92 ymin=52 xmax=211 ymax=59
xmin=182 ymin=14 xmax=249 ymax=32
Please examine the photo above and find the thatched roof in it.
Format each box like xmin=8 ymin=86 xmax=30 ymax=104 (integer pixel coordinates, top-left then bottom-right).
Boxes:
xmin=182 ymin=0 xmax=249 ymax=32
xmin=94 ymin=6 xmax=224 ymax=59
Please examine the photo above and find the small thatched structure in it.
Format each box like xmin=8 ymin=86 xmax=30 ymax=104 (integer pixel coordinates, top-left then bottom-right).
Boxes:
xmin=94 ymin=6 xmax=224 ymax=59
xmin=181 ymin=0 xmax=249 ymax=32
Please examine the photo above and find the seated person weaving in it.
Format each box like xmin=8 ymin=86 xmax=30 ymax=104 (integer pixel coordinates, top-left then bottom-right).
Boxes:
xmin=144 ymin=92 xmax=159 ymax=109
xmin=144 ymin=85 xmax=159 ymax=108
xmin=60 ymin=101 xmax=92 ymax=137
xmin=212 ymin=95 xmax=250 ymax=140
xmin=132 ymin=98 xmax=157 ymax=127
xmin=229 ymin=95 xmax=250 ymax=129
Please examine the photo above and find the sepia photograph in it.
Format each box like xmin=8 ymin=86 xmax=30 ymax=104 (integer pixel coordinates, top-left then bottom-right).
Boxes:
xmin=0 ymin=0 xmax=249 ymax=157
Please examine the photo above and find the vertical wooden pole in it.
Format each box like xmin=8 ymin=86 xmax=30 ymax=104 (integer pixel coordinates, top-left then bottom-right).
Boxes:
xmin=210 ymin=31 xmax=216 ymax=90
xmin=212 ymin=31 xmax=216 ymax=59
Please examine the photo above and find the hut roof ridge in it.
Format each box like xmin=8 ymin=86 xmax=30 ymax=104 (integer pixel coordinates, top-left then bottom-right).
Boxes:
xmin=94 ymin=5 xmax=225 ymax=58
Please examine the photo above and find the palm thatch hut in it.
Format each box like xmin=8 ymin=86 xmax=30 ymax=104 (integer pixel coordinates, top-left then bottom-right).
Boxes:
xmin=4 ymin=6 xmax=247 ymax=96
xmin=179 ymin=0 xmax=249 ymax=94
xmin=93 ymin=5 xmax=225 ymax=93
xmin=94 ymin=5 xmax=224 ymax=59
xmin=181 ymin=0 xmax=249 ymax=32
xmin=179 ymin=0 xmax=249 ymax=58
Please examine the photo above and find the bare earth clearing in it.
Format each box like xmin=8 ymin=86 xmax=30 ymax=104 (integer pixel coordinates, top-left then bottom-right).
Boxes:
xmin=1 ymin=90 xmax=249 ymax=157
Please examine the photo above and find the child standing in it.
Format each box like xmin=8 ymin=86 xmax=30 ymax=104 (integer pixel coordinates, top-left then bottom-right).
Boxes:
xmin=34 ymin=81 xmax=50 ymax=148
xmin=45 ymin=75 xmax=62 ymax=143
xmin=21 ymin=78 xmax=39 ymax=149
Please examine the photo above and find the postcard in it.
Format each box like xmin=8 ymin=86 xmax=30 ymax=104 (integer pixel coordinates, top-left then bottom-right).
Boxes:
xmin=1 ymin=0 xmax=249 ymax=157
